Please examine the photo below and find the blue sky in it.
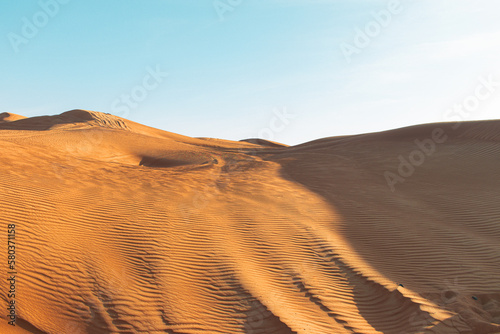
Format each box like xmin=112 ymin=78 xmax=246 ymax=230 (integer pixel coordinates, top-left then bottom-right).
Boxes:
xmin=1 ymin=0 xmax=500 ymax=145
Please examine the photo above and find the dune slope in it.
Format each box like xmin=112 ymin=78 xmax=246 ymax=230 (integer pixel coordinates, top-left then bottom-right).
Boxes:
xmin=1 ymin=110 xmax=499 ymax=334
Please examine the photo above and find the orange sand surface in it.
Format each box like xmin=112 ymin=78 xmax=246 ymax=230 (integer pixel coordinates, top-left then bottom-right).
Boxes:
xmin=1 ymin=110 xmax=499 ymax=333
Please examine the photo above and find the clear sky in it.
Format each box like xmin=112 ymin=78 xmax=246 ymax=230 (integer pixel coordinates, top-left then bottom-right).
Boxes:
xmin=1 ymin=0 xmax=500 ymax=145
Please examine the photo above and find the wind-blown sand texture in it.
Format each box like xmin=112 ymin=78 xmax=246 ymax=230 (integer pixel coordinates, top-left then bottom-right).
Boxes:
xmin=1 ymin=110 xmax=499 ymax=334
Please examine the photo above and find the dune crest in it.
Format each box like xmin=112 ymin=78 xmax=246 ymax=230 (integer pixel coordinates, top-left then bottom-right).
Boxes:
xmin=0 ymin=112 xmax=27 ymax=123
xmin=1 ymin=111 xmax=500 ymax=333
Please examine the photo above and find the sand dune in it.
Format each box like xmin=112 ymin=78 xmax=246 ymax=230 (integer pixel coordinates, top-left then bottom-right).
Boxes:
xmin=1 ymin=110 xmax=499 ymax=333
xmin=0 ymin=112 xmax=27 ymax=123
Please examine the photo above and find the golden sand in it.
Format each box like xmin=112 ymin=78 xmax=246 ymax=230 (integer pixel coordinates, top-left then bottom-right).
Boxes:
xmin=1 ymin=110 xmax=499 ymax=333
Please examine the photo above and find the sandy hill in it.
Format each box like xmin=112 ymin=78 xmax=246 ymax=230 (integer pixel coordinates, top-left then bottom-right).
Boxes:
xmin=0 ymin=110 xmax=499 ymax=334
xmin=0 ymin=112 xmax=27 ymax=123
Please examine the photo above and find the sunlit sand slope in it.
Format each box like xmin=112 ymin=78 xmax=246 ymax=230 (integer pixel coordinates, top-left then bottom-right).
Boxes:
xmin=1 ymin=110 xmax=499 ymax=333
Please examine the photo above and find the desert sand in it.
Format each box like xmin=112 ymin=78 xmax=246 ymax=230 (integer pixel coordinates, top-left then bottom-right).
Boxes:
xmin=1 ymin=110 xmax=499 ymax=334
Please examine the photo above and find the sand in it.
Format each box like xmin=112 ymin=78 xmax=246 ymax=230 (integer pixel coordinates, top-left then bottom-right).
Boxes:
xmin=0 ymin=112 xmax=27 ymax=123
xmin=0 ymin=110 xmax=499 ymax=333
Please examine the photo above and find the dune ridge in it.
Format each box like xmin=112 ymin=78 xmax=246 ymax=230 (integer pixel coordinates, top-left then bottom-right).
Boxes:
xmin=1 ymin=110 xmax=499 ymax=333
xmin=0 ymin=112 xmax=27 ymax=123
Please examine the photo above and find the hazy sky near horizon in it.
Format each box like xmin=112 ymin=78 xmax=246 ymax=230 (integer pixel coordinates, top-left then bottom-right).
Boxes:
xmin=1 ymin=0 xmax=500 ymax=145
